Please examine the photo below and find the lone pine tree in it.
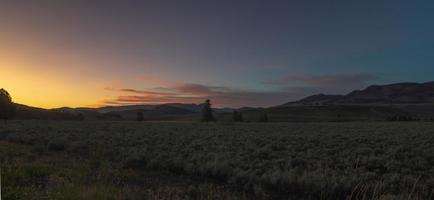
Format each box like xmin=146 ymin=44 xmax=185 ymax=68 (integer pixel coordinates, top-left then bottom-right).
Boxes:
xmin=201 ymin=99 xmax=215 ymax=122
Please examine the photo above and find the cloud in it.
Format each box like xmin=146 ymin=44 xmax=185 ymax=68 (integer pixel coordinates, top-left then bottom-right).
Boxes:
xmin=98 ymin=83 xmax=299 ymax=108
xmin=96 ymin=73 xmax=378 ymax=107
xmin=104 ymin=87 xmax=175 ymax=96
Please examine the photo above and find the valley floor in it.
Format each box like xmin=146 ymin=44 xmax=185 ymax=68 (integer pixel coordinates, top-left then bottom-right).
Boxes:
xmin=0 ymin=121 xmax=433 ymax=200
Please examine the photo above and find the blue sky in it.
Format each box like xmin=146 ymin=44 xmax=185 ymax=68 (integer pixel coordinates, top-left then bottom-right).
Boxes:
xmin=1 ymin=0 xmax=434 ymax=108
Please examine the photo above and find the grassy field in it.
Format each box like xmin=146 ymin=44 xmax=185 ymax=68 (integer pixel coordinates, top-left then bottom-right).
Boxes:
xmin=0 ymin=121 xmax=433 ymax=200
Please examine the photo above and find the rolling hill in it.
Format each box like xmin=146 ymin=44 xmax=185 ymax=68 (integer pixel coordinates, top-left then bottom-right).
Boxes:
xmin=282 ymin=81 xmax=434 ymax=105
xmin=7 ymin=81 xmax=434 ymax=121
xmin=257 ymin=81 xmax=434 ymax=122
xmin=339 ymin=81 xmax=434 ymax=104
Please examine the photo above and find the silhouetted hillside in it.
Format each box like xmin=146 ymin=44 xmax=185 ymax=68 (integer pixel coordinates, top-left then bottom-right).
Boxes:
xmin=339 ymin=81 xmax=434 ymax=104
xmin=10 ymin=81 xmax=434 ymax=121
xmin=93 ymin=103 xmax=234 ymax=114
xmin=153 ymin=104 xmax=196 ymax=115
xmin=15 ymin=104 xmax=83 ymax=120
xmin=282 ymin=94 xmax=344 ymax=106
xmin=262 ymin=81 xmax=434 ymax=121
xmin=96 ymin=105 xmax=155 ymax=113
xmin=283 ymin=81 xmax=434 ymax=105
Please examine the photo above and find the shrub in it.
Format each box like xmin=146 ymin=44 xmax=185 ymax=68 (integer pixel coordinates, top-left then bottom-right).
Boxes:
xmin=48 ymin=138 xmax=68 ymax=151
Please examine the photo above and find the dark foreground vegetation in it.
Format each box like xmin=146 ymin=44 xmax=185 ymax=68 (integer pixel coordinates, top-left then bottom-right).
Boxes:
xmin=0 ymin=121 xmax=433 ymax=199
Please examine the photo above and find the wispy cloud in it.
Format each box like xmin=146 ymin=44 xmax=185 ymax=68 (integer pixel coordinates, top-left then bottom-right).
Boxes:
xmin=104 ymin=87 xmax=176 ymax=96
xmin=95 ymin=73 xmax=378 ymax=108
xmin=97 ymin=83 xmax=298 ymax=108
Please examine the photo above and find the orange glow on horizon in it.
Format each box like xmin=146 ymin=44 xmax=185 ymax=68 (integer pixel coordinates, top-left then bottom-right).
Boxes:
xmin=0 ymin=57 xmax=108 ymax=109
xmin=0 ymin=29 xmax=191 ymax=109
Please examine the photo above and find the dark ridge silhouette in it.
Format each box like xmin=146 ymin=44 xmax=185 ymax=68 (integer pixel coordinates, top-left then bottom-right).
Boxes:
xmin=15 ymin=104 xmax=83 ymax=120
xmin=340 ymin=81 xmax=434 ymax=103
xmin=283 ymin=94 xmax=344 ymax=106
xmin=153 ymin=104 xmax=196 ymax=114
xmin=283 ymin=81 xmax=434 ymax=106
xmin=5 ymin=81 xmax=434 ymax=122
xmin=94 ymin=103 xmax=234 ymax=113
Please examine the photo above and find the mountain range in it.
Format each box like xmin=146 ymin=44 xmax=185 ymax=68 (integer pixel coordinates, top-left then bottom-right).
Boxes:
xmin=10 ymin=81 xmax=434 ymax=121
xmin=283 ymin=81 xmax=434 ymax=106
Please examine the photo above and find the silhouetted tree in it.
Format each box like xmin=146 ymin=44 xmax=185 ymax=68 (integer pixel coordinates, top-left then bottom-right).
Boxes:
xmin=259 ymin=112 xmax=268 ymax=122
xmin=233 ymin=111 xmax=243 ymax=122
xmin=201 ymin=99 xmax=215 ymax=122
xmin=137 ymin=111 xmax=144 ymax=121
xmin=0 ymin=88 xmax=16 ymax=123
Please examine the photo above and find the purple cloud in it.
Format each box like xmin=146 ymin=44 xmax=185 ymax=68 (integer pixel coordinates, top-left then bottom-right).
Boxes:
xmin=98 ymin=73 xmax=378 ymax=107
xmin=99 ymin=83 xmax=299 ymax=107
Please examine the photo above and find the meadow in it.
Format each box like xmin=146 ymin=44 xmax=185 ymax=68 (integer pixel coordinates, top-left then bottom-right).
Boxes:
xmin=0 ymin=121 xmax=433 ymax=200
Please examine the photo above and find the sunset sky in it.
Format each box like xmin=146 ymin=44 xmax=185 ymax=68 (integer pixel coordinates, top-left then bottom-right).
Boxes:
xmin=1 ymin=0 xmax=434 ymax=108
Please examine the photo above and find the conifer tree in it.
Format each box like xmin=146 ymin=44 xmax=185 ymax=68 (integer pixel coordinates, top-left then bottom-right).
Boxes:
xmin=201 ymin=99 xmax=215 ymax=122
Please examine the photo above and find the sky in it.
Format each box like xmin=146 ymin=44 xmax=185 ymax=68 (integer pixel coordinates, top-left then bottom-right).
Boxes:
xmin=1 ymin=0 xmax=434 ymax=108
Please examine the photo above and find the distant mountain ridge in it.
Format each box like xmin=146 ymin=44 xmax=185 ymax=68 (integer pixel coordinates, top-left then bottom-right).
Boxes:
xmin=15 ymin=104 xmax=84 ymax=120
xmin=95 ymin=105 xmax=155 ymax=113
xmin=51 ymin=103 xmax=236 ymax=120
xmin=285 ymin=94 xmax=344 ymax=105
xmin=92 ymin=103 xmax=235 ymax=113
xmin=7 ymin=81 xmax=434 ymax=121
xmin=282 ymin=81 xmax=434 ymax=106
xmin=340 ymin=81 xmax=434 ymax=104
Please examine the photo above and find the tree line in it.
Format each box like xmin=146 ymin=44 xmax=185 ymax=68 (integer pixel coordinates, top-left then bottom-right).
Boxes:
xmin=0 ymin=90 xmax=270 ymax=123
xmin=135 ymin=99 xmax=269 ymax=122
xmin=201 ymin=99 xmax=268 ymax=123
xmin=0 ymin=88 xmax=16 ymax=122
